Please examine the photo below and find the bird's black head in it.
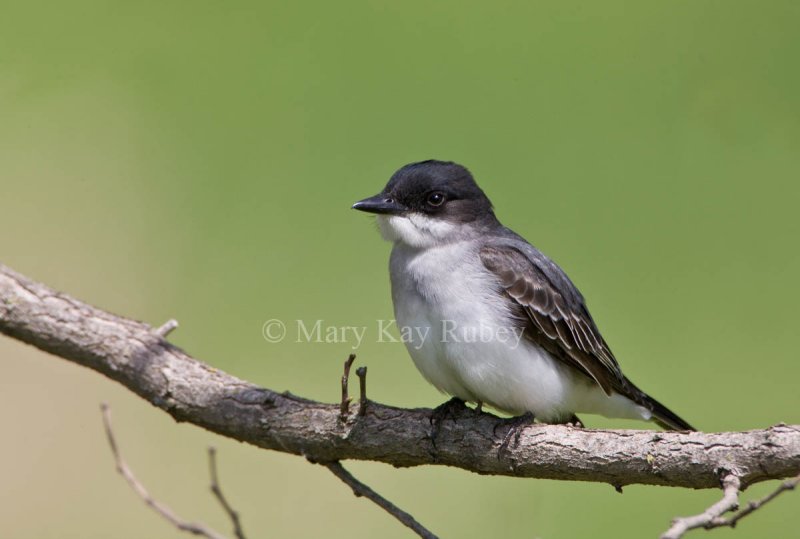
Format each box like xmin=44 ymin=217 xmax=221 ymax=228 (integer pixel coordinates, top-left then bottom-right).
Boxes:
xmin=353 ymin=160 xmax=499 ymax=247
xmin=352 ymin=160 xmax=495 ymax=224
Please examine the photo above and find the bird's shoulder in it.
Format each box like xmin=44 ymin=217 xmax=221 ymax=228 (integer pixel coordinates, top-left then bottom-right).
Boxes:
xmin=479 ymin=230 xmax=585 ymax=306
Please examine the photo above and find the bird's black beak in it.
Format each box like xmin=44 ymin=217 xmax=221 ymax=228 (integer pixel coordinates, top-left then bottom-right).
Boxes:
xmin=352 ymin=194 xmax=408 ymax=215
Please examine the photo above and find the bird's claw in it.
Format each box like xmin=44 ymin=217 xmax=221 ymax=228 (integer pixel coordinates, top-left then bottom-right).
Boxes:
xmin=495 ymin=412 xmax=535 ymax=458
xmin=429 ymin=397 xmax=469 ymax=447
xmin=563 ymin=414 xmax=584 ymax=428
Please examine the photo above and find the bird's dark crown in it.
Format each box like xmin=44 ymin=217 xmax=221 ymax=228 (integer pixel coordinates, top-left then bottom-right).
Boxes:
xmin=381 ymin=160 xmax=495 ymax=223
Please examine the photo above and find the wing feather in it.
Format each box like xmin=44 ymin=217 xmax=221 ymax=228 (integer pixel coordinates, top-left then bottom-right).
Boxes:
xmin=480 ymin=243 xmax=624 ymax=395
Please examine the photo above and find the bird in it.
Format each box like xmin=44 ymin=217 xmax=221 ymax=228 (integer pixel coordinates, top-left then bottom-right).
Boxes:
xmin=352 ymin=160 xmax=694 ymax=431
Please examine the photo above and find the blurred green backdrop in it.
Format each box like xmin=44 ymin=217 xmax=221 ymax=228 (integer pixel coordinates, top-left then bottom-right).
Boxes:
xmin=1 ymin=1 xmax=798 ymax=538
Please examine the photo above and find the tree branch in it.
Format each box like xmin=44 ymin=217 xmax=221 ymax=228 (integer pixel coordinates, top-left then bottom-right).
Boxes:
xmin=1 ymin=263 xmax=799 ymax=492
xmin=356 ymin=366 xmax=368 ymax=416
xmin=208 ymin=447 xmax=247 ymax=539
xmin=661 ymin=473 xmax=741 ymax=539
xmin=340 ymin=353 xmax=356 ymax=419
xmin=101 ymin=403 xmax=229 ymax=539
xmin=707 ymin=472 xmax=799 ymax=531
xmin=322 ymin=461 xmax=438 ymax=539
xmin=327 ymin=355 xmax=436 ymax=536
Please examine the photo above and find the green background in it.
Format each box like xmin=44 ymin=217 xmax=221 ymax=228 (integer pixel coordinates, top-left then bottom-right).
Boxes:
xmin=1 ymin=1 xmax=798 ymax=537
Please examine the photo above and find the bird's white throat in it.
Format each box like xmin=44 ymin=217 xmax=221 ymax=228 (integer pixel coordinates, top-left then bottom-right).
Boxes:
xmin=376 ymin=214 xmax=460 ymax=248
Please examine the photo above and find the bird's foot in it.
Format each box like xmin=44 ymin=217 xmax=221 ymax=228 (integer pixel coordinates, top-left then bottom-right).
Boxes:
xmin=560 ymin=414 xmax=584 ymax=428
xmin=429 ymin=397 xmax=468 ymax=447
xmin=495 ymin=412 xmax=535 ymax=458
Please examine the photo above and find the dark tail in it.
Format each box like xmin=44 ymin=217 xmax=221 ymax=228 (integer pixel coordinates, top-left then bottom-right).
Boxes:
xmin=623 ymin=378 xmax=696 ymax=431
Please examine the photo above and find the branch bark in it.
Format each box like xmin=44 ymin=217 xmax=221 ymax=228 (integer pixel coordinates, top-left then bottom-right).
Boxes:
xmin=1 ymin=263 xmax=799 ymax=491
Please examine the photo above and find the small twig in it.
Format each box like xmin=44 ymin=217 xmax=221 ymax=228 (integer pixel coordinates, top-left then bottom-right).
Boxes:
xmin=356 ymin=366 xmax=368 ymax=416
xmin=708 ymin=472 xmax=800 ymax=530
xmin=100 ymin=403 xmax=228 ymax=539
xmin=339 ymin=353 xmax=356 ymax=419
xmin=661 ymin=473 xmax=741 ymax=539
xmin=208 ymin=447 xmax=246 ymax=539
xmin=323 ymin=461 xmax=438 ymax=539
xmin=155 ymin=318 xmax=179 ymax=337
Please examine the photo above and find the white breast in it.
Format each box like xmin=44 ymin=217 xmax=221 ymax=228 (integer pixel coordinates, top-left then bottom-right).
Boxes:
xmin=390 ymin=241 xmax=571 ymax=419
xmin=388 ymin=240 xmax=650 ymax=422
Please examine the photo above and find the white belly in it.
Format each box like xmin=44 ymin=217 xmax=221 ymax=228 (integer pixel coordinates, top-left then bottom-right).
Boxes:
xmin=389 ymin=241 xmax=649 ymax=422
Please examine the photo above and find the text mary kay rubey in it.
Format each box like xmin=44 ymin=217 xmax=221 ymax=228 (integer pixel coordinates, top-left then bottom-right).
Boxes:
xmin=261 ymin=318 xmax=526 ymax=350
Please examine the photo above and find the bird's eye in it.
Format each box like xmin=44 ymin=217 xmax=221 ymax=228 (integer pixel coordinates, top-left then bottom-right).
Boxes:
xmin=427 ymin=192 xmax=445 ymax=207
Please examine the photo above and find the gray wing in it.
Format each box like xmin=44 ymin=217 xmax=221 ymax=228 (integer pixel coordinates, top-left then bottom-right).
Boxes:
xmin=480 ymin=239 xmax=624 ymax=396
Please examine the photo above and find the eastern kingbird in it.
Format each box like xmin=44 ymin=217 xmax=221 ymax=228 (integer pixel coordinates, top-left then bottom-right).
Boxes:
xmin=353 ymin=160 xmax=694 ymax=431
